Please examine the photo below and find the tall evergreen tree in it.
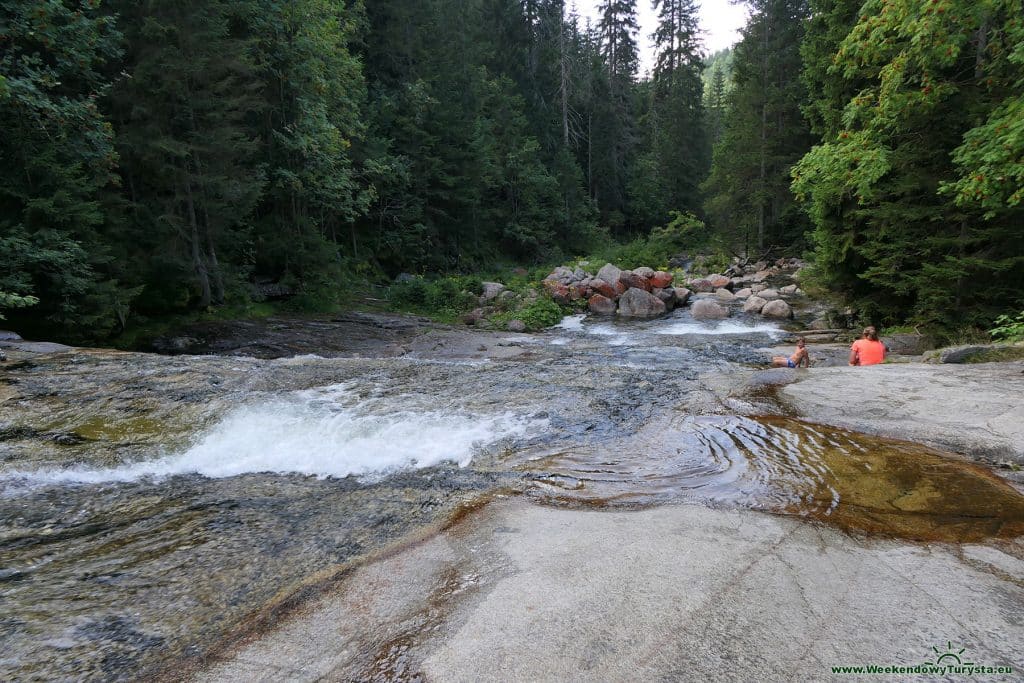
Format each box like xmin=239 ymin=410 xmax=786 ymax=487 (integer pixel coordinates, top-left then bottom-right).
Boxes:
xmin=593 ymin=0 xmax=640 ymax=227
xmin=703 ymin=0 xmax=813 ymax=254
xmin=648 ymin=0 xmax=708 ymax=218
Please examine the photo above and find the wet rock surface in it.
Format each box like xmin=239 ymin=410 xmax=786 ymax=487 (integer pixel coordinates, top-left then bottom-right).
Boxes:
xmin=199 ymin=498 xmax=1024 ymax=683
xmin=3 ymin=308 xmax=1024 ymax=680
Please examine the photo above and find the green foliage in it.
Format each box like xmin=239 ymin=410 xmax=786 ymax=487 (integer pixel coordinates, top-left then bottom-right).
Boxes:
xmin=793 ymin=0 xmax=1024 ymax=333
xmin=589 ymin=211 xmax=708 ymax=270
xmin=385 ymin=275 xmax=481 ymax=321
xmin=989 ymin=311 xmax=1024 ymax=342
xmin=494 ymin=296 xmax=565 ymax=331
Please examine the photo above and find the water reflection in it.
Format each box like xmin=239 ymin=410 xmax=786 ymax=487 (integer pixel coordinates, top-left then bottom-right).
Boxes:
xmin=524 ymin=415 xmax=1024 ymax=543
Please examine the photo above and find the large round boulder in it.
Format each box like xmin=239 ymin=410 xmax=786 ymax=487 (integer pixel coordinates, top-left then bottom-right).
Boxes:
xmin=616 ymin=287 xmax=667 ymax=318
xmin=714 ymin=288 xmax=736 ymax=301
xmin=480 ymin=282 xmax=506 ymax=302
xmin=707 ymin=274 xmax=732 ymax=290
xmin=591 ymin=278 xmax=617 ymax=299
xmin=588 ymin=294 xmax=617 ymax=315
xmin=691 ymin=299 xmax=729 ymax=320
xmin=761 ymin=299 xmax=793 ymax=319
xmin=619 ymin=271 xmax=653 ymax=292
xmin=649 ymin=271 xmax=673 ymax=289
xmin=543 ymin=280 xmax=571 ymax=305
xmin=742 ymin=296 xmax=767 ymax=314
xmin=673 ymin=287 xmax=692 ymax=306
xmin=633 ymin=266 xmax=656 ymax=278
xmin=687 ymin=278 xmax=715 ymax=293
xmin=595 ymin=263 xmax=622 ymax=286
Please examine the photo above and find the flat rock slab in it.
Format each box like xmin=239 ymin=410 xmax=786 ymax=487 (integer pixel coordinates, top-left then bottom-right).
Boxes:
xmin=781 ymin=361 xmax=1024 ymax=462
xmin=197 ymin=499 xmax=1024 ymax=682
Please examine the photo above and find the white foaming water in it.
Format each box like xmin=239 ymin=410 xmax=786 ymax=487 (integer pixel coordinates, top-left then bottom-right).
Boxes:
xmin=554 ymin=314 xmax=586 ymax=331
xmin=654 ymin=319 xmax=783 ymax=337
xmin=4 ymin=388 xmax=541 ymax=486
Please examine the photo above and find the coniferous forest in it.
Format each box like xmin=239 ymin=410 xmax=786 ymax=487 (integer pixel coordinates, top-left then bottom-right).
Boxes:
xmin=1 ymin=0 xmax=1022 ymax=342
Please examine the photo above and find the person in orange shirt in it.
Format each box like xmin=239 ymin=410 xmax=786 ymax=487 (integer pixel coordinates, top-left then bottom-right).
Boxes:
xmin=849 ymin=326 xmax=886 ymax=366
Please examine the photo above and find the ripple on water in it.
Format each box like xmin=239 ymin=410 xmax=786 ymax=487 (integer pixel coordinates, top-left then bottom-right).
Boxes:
xmin=524 ymin=415 xmax=1024 ymax=543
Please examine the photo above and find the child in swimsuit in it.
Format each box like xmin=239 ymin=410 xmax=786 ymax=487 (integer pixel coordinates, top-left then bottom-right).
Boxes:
xmin=772 ymin=338 xmax=809 ymax=368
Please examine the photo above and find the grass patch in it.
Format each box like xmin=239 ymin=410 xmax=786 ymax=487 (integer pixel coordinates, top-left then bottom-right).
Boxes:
xmin=964 ymin=345 xmax=1024 ymax=363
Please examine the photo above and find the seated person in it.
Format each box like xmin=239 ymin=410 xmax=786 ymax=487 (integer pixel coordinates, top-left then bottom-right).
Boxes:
xmin=772 ymin=338 xmax=809 ymax=368
xmin=849 ymin=326 xmax=886 ymax=366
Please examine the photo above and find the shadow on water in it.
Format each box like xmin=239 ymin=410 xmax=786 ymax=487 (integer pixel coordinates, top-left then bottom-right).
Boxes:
xmin=523 ymin=415 xmax=1024 ymax=544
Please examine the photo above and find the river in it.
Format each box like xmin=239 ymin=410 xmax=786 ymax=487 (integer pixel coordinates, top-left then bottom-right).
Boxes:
xmin=1 ymin=308 xmax=1022 ymax=680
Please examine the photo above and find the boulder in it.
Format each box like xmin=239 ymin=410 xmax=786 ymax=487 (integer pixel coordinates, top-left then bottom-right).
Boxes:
xmin=394 ymin=272 xmax=417 ymax=283
xmin=633 ymin=266 xmax=656 ymax=278
xmin=759 ymin=288 xmax=780 ymax=299
xmin=543 ymin=280 xmax=571 ymax=305
xmin=0 ymin=330 xmax=23 ymax=342
xmin=742 ymin=296 xmax=768 ymax=314
xmin=614 ymin=280 xmax=629 ymax=297
xmin=734 ymin=288 xmax=753 ymax=298
xmin=572 ymin=267 xmax=589 ymax=282
xmin=691 ymin=299 xmax=729 ymax=320
xmin=545 ymin=266 xmax=573 ymax=281
xmin=707 ymin=274 xmax=732 ymax=290
xmin=619 ymin=271 xmax=653 ymax=292
xmin=780 ymin=284 xmax=799 ymax=295
xmin=616 ymin=287 xmax=667 ymax=318
xmin=507 ymin=319 xmax=527 ymax=333
xmin=808 ymin=317 xmax=831 ymax=330
xmin=751 ymin=270 xmax=771 ymax=283
xmin=588 ymin=294 xmax=617 ymax=315
xmin=883 ymin=333 xmax=935 ymax=356
xmin=652 ymin=287 xmax=675 ymax=308
xmin=673 ymin=288 xmax=692 ymax=306
xmin=923 ymin=344 xmax=1015 ymax=364
xmin=761 ymin=299 xmax=793 ymax=319
xmin=751 ymin=283 xmax=767 ymax=293
xmin=687 ymin=278 xmax=716 ymax=293
xmin=591 ymin=279 xmax=617 ymax=299
xmin=649 ymin=271 xmax=673 ymax=289
xmin=567 ymin=284 xmax=587 ymax=301
xmin=462 ymin=308 xmax=485 ymax=326
xmin=595 ymin=263 xmax=623 ymax=286
xmin=498 ymin=290 xmax=517 ymax=303
xmin=480 ymin=282 xmax=506 ymax=302
xmin=714 ymin=288 xmax=736 ymax=301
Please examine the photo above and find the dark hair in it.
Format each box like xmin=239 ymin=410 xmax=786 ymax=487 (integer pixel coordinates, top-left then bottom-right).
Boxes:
xmin=862 ymin=326 xmax=878 ymax=341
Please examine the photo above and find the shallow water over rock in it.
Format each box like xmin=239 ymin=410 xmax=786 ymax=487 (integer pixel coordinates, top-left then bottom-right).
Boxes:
xmin=1 ymin=306 xmax=1022 ymax=679
xmin=521 ymin=414 xmax=1024 ymax=542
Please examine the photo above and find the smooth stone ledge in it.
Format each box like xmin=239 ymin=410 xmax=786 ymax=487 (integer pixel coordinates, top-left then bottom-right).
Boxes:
xmin=780 ymin=361 xmax=1024 ymax=462
xmin=197 ymin=499 xmax=1024 ymax=683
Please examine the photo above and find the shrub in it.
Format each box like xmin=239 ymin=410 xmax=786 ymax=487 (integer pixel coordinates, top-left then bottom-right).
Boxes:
xmin=989 ymin=311 xmax=1024 ymax=342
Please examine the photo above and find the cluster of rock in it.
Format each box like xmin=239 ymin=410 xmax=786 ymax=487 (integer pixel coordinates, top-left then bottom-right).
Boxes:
xmin=684 ymin=258 xmax=805 ymax=321
xmin=462 ymin=281 xmax=530 ymax=329
xmin=543 ymin=263 xmax=691 ymax=318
